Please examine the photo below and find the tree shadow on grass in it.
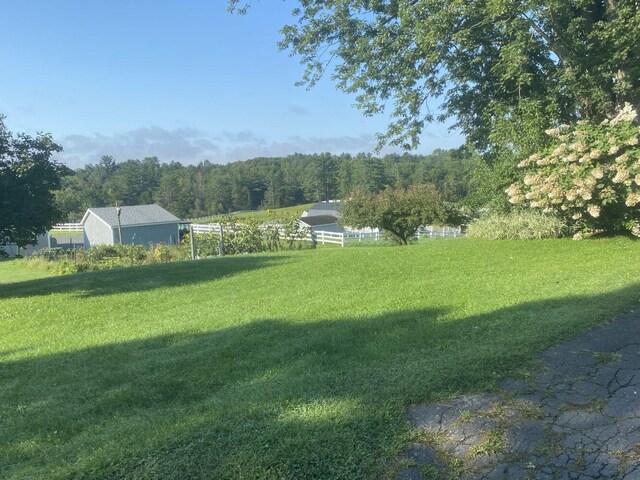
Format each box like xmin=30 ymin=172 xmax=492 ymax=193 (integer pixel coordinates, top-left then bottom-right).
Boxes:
xmin=1 ymin=284 xmax=639 ymax=479
xmin=0 ymin=255 xmax=288 ymax=299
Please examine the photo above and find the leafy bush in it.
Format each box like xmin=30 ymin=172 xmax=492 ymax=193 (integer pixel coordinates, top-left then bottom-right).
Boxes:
xmin=28 ymin=219 xmax=314 ymax=275
xmin=506 ymin=104 xmax=640 ymax=237
xmin=279 ymin=217 xmax=311 ymax=250
xmin=84 ymin=244 xmax=147 ymax=264
xmin=184 ymin=231 xmax=219 ymax=258
xmin=26 ymin=243 xmax=190 ymax=274
xmin=31 ymin=247 xmax=72 ymax=261
xmin=190 ymin=217 xmax=312 ymax=257
xmin=222 ymin=218 xmax=264 ymax=255
xmin=467 ymin=211 xmax=568 ymax=240
xmin=151 ymin=243 xmax=190 ymax=263
xmin=27 ymin=249 xmax=85 ymax=274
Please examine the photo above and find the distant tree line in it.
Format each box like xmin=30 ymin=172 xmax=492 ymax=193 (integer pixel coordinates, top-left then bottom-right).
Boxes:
xmin=55 ymin=149 xmax=475 ymax=221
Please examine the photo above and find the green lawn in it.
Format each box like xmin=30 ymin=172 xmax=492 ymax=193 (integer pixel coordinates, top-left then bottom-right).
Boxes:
xmin=1 ymin=239 xmax=640 ymax=479
xmin=49 ymin=230 xmax=83 ymax=237
xmin=0 ymin=260 xmax=53 ymax=284
xmin=193 ymin=203 xmax=315 ymax=223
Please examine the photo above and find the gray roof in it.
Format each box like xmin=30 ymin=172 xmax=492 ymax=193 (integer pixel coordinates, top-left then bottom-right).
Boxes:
xmin=82 ymin=204 xmax=180 ymax=227
xmin=308 ymin=202 xmax=339 ymax=216
xmin=300 ymin=215 xmax=339 ymax=227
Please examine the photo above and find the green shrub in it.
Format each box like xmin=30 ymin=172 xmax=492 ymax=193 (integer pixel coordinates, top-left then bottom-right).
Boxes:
xmin=281 ymin=217 xmax=312 ymax=250
xmin=27 ymin=220 xmax=313 ymax=275
xmin=467 ymin=211 xmax=568 ymax=240
xmin=185 ymin=231 xmax=219 ymax=258
xmin=507 ymin=104 xmax=640 ymax=237
xmin=31 ymin=247 xmax=73 ymax=261
xmin=150 ymin=243 xmax=190 ymax=263
xmin=190 ymin=217 xmax=312 ymax=257
xmin=26 ymin=243 xmax=190 ymax=274
xmin=84 ymin=244 xmax=147 ymax=264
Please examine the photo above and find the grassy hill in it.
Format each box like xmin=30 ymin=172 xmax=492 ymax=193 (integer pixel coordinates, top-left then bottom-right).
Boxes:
xmin=192 ymin=203 xmax=315 ymax=224
xmin=2 ymin=238 xmax=640 ymax=479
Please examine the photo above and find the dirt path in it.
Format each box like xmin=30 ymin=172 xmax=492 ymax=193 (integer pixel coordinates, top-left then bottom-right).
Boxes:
xmin=403 ymin=310 xmax=640 ymax=479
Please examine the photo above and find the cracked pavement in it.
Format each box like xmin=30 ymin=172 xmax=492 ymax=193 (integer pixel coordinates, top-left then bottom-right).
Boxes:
xmin=402 ymin=309 xmax=640 ymax=479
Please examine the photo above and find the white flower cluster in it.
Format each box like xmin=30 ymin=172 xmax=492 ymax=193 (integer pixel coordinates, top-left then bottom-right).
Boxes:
xmin=506 ymin=107 xmax=640 ymax=235
xmin=609 ymin=103 xmax=638 ymax=125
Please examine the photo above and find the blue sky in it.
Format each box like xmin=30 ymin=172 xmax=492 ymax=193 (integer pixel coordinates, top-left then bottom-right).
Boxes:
xmin=1 ymin=1 xmax=464 ymax=167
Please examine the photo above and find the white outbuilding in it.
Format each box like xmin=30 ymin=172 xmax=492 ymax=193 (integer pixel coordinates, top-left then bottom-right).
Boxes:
xmin=81 ymin=204 xmax=181 ymax=248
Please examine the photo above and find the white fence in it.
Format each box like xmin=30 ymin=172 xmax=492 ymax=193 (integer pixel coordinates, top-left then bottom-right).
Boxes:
xmin=312 ymin=230 xmax=346 ymax=246
xmin=2 ymin=222 xmax=462 ymax=257
xmin=316 ymin=226 xmax=464 ymax=246
xmin=191 ymin=223 xmax=222 ymax=235
xmin=416 ymin=225 xmax=464 ymax=238
xmin=189 ymin=223 xmax=463 ymax=247
xmin=51 ymin=223 xmax=83 ymax=231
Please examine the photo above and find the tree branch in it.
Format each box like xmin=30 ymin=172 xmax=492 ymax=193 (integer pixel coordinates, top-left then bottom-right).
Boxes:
xmin=521 ymin=12 xmax=568 ymax=65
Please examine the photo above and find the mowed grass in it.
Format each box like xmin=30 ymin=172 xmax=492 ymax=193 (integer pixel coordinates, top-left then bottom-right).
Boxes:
xmin=1 ymin=238 xmax=640 ymax=479
xmin=49 ymin=230 xmax=83 ymax=237
xmin=0 ymin=260 xmax=52 ymax=284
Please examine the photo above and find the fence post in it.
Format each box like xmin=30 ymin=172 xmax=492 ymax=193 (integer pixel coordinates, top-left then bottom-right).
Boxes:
xmin=218 ymin=223 xmax=225 ymax=257
xmin=341 ymin=232 xmax=345 ymax=247
xmin=190 ymin=226 xmax=196 ymax=260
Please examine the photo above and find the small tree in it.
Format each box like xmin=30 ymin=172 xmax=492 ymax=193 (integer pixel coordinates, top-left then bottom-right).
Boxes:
xmin=340 ymin=184 xmax=454 ymax=245
xmin=0 ymin=116 xmax=69 ymax=248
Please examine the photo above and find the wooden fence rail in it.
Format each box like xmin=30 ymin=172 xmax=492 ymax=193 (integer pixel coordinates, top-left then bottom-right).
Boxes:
xmin=51 ymin=223 xmax=83 ymax=231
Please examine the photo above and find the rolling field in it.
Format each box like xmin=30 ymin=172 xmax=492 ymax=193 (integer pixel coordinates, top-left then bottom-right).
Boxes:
xmin=1 ymin=238 xmax=640 ymax=479
xmin=192 ymin=203 xmax=315 ymax=223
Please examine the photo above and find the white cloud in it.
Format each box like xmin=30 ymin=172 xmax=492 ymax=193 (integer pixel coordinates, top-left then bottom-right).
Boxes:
xmin=224 ymin=133 xmax=379 ymax=160
xmin=56 ymin=125 xmax=462 ymax=168
xmin=59 ymin=126 xmax=221 ymax=167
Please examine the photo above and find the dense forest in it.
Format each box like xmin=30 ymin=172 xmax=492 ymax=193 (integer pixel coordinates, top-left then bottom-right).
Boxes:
xmin=55 ymin=149 xmax=476 ymax=221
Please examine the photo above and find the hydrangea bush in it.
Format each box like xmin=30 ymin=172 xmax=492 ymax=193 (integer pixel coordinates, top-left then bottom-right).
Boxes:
xmin=506 ymin=105 xmax=640 ymax=238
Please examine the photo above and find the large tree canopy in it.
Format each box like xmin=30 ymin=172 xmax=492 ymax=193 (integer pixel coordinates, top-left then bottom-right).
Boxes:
xmin=0 ymin=116 xmax=69 ymax=248
xmin=230 ymin=1 xmax=639 ymax=152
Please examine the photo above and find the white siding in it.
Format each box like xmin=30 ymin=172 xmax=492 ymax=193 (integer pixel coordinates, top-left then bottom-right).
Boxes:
xmin=83 ymin=213 xmax=114 ymax=248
